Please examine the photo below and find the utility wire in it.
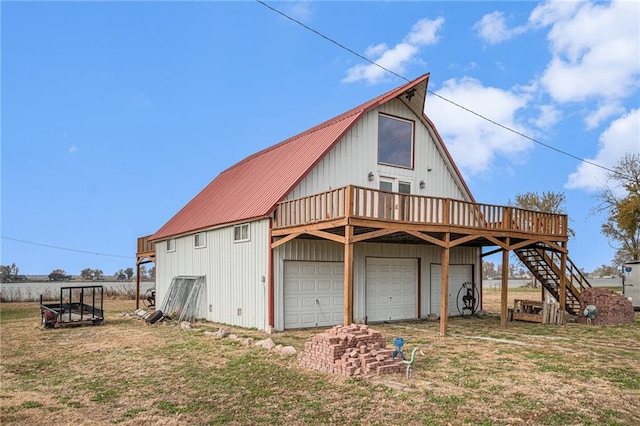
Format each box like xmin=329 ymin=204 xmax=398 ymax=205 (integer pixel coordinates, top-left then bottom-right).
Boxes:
xmin=2 ymin=236 xmax=131 ymax=259
xmin=256 ymin=0 xmax=623 ymax=177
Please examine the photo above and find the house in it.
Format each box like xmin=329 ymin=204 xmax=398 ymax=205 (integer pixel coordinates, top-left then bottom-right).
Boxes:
xmin=139 ymin=72 xmax=588 ymax=334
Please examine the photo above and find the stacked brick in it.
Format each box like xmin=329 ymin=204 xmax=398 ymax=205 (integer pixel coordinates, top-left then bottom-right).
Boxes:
xmin=577 ymin=288 xmax=635 ymax=325
xmin=300 ymin=324 xmax=405 ymax=377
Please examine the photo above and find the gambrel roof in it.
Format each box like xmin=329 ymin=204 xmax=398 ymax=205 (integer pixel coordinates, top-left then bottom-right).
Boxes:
xmin=150 ymin=73 xmax=472 ymax=241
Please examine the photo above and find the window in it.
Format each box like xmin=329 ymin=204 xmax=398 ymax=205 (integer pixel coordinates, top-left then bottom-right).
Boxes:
xmin=234 ymin=224 xmax=250 ymax=242
xmin=166 ymin=239 xmax=175 ymax=252
xmin=378 ymin=114 xmax=414 ymax=168
xmin=194 ymin=232 xmax=206 ymax=248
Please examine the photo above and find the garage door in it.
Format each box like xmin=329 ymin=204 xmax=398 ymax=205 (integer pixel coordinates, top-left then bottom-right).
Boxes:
xmin=284 ymin=261 xmax=344 ymax=329
xmin=430 ymin=264 xmax=472 ymax=317
xmin=365 ymin=258 xmax=418 ymax=322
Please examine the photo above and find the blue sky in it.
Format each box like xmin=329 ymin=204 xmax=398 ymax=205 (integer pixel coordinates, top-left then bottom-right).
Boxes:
xmin=2 ymin=1 xmax=639 ymax=276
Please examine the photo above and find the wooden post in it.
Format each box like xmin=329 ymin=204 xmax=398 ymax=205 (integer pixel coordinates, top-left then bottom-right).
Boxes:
xmin=439 ymin=237 xmax=450 ymax=335
xmin=136 ymin=262 xmax=141 ymax=310
xmin=344 ymin=224 xmax=354 ymax=326
xmin=500 ymin=246 xmax=509 ymax=328
xmin=559 ymin=245 xmax=567 ymax=311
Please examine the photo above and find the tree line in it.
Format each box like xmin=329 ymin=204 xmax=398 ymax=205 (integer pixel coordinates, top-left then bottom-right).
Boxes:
xmin=1 ymin=265 xmax=155 ymax=282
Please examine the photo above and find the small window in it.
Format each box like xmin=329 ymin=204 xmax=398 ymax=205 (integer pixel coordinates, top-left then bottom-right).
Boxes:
xmin=166 ymin=239 xmax=176 ymax=252
xmin=234 ymin=224 xmax=250 ymax=242
xmin=195 ymin=232 xmax=206 ymax=248
xmin=378 ymin=114 xmax=414 ymax=168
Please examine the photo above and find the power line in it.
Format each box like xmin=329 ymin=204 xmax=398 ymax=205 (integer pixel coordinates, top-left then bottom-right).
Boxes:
xmin=2 ymin=236 xmax=131 ymax=259
xmin=256 ymin=0 xmax=622 ymax=177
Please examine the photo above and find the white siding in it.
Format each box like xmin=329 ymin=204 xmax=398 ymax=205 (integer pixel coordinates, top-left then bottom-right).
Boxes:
xmin=287 ymin=99 xmax=468 ymax=202
xmin=155 ymin=219 xmax=270 ymax=329
xmin=273 ymin=239 xmax=480 ymax=329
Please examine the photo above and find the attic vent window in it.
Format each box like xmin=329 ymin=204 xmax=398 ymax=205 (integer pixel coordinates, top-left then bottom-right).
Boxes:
xmin=195 ymin=232 xmax=206 ymax=248
xmin=378 ymin=114 xmax=414 ymax=169
xmin=234 ymin=224 xmax=250 ymax=243
xmin=167 ymin=239 xmax=176 ymax=252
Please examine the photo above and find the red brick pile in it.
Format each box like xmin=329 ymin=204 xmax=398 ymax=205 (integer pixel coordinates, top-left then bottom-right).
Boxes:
xmin=577 ymin=288 xmax=635 ymax=325
xmin=300 ymin=324 xmax=405 ymax=377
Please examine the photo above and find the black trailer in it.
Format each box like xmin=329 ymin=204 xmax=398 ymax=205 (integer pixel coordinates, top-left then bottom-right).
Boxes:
xmin=40 ymin=285 xmax=104 ymax=328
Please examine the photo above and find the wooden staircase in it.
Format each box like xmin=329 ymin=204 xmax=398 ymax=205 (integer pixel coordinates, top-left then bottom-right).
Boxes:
xmin=515 ymin=246 xmax=592 ymax=315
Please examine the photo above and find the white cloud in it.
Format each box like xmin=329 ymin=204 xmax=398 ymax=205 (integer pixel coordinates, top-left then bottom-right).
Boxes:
xmin=533 ymin=0 xmax=640 ymax=104
xmin=473 ymin=11 xmax=527 ymax=44
xmin=565 ymin=109 xmax=640 ymax=192
xmin=343 ymin=17 xmax=444 ymax=84
xmin=584 ymin=101 xmax=625 ymax=130
xmin=425 ymin=77 xmax=533 ymax=177
xmin=69 ymin=145 xmax=78 ymax=153
xmin=532 ymin=104 xmax=561 ymax=130
xmin=283 ymin=0 xmax=313 ymax=22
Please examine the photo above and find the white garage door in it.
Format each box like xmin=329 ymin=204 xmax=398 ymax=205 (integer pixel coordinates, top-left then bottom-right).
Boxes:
xmin=366 ymin=257 xmax=418 ymax=322
xmin=430 ymin=264 xmax=472 ymax=317
xmin=284 ymin=261 xmax=344 ymax=329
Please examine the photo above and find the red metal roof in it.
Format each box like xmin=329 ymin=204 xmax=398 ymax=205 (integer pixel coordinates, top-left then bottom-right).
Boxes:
xmin=150 ymin=73 xmax=471 ymax=241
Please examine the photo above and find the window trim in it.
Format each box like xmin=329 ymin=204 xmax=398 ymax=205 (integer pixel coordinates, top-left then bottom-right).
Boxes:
xmin=377 ymin=113 xmax=415 ymax=169
xmin=233 ymin=223 xmax=250 ymax=243
xmin=194 ymin=232 xmax=206 ymax=249
xmin=166 ymin=238 xmax=176 ymax=253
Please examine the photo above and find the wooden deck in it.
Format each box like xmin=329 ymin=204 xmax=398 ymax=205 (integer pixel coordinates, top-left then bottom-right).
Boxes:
xmin=273 ymin=185 xmax=569 ymax=248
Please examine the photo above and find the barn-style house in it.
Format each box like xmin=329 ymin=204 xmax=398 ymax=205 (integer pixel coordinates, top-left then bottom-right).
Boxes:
xmin=136 ymin=73 xmax=589 ymax=334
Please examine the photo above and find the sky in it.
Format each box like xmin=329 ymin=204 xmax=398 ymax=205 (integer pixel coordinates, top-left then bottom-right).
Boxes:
xmin=1 ymin=1 xmax=639 ymax=276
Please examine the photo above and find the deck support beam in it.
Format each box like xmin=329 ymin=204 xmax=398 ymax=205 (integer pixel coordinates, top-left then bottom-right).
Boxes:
xmin=439 ymin=233 xmax=450 ymax=335
xmin=500 ymin=245 xmax=509 ymax=329
xmin=559 ymin=243 xmax=567 ymax=311
xmin=343 ymin=225 xmax=354 ymax=326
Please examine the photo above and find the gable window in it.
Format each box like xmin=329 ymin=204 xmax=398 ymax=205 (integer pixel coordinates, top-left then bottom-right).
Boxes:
xmin=166 ymin=239 xmax=176 ymax=252
xmin=378 ymin=114 xmax=414 ymax=169
xmin=194 ymin=232 xmax=206 ymax=248
xmin=234 ymin=224 xmax=250 ymax=242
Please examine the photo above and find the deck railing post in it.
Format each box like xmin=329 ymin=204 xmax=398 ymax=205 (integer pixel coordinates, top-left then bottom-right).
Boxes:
xmin=345 ymin=185 xmax=353 ymax=220
xmin=443 ymin=198 xmax=450 ymax=226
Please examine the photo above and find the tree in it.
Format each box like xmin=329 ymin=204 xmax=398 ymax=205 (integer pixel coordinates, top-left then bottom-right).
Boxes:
xmin=81 ymin=268 xmax=93 ymax=280
xmin=595 ymin=153 xmax=640 ymax=265
xmin=148 ymin=266 xmax=156 ymax=279
xmin=114 ymin=269 xmax=127 ymax=280
xmin=482 ymin=261 xmax=496 ymax=279
xmin=591 ymin=264 xmax=618 ymax=278
xmin=125 ymin=267 xmax=134 ymax=280
xmin=508 ymin=191 xmax=575 ymax=238
xmin=1 ymin=263 xmax=19 ymax=282
xmin=93 ymin=269 xmax=104 ymax=280
xmin=48 ymin=269 xmax=69 ymax=281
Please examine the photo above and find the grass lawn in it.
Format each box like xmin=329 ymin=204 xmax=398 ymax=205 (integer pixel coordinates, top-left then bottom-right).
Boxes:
xmin=1 ymin=288 xmax=639 ymax=425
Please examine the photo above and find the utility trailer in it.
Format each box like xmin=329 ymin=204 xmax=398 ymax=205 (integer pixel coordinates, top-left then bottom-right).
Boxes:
xmin=40 ymin=285 xmax=104 ymax=328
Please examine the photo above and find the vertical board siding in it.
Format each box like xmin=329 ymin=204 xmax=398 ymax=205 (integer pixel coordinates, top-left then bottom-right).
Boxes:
xmin=273 ymin=239 xmax=480 ymax=329
xmin=156 ymin=219 xmax=270 ymax=330
xmin=287 ymin=100 xmax=468 ymax=202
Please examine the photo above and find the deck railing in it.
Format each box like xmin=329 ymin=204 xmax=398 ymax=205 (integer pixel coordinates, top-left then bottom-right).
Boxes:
xmin=137 ymin=235 xmax=155 ymax=255
xmin=274 ymin=185 xmax=568 ymax=237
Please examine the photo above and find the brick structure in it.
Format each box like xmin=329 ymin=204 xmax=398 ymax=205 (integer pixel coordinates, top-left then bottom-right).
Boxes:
xmin=577 ymin=288 xmax=635 ymax=325
xmin=300 ymin=324 xmax=406 ymax=377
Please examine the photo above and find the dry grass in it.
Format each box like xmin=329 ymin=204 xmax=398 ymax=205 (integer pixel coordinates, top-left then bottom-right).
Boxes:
xmin=1 ymin=290 xmax=639 ymax=425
